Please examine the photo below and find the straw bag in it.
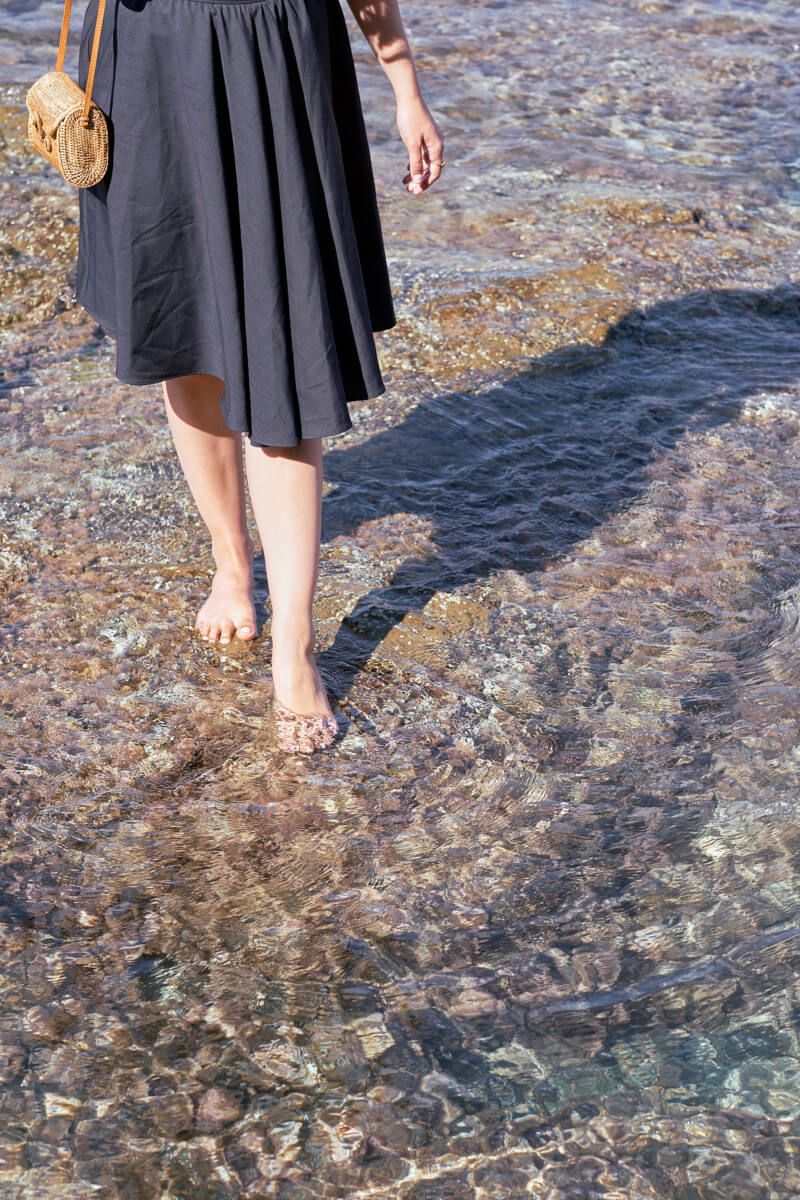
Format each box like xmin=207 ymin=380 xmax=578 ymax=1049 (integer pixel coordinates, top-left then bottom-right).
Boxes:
xmin=25 ymin=0 xmax=109 ymax=188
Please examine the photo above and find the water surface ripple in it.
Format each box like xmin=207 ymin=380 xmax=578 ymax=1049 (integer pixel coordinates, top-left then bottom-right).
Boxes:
xmin=2 ymin=0 xmax=800 ymax=1196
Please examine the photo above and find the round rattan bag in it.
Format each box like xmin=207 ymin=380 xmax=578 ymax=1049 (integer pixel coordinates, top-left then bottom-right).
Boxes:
xmin=25 ymin=0 xmax=109 ymax=189
xmin=26 ymin=70 xmax=109 ymax=189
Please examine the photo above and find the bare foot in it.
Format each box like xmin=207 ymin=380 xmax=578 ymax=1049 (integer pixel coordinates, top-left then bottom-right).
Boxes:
xmin=196 ymin=561 xmax=257 ymax=645
xmin=271 ymin=629 xmax=333 ymax=718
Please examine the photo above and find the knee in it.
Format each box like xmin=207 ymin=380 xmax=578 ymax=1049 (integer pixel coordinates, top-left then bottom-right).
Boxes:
xmin=163 ymin=373 xmax=226 ymax=416
xmin=164 ymin=373 xmax=225 ymax=404
xmin=249 ymin=436 xmax=322 ymax=462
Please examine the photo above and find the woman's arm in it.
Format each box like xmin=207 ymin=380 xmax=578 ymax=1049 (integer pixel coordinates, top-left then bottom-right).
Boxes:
xmin=344 ymin=0 xmax=444 ymax=193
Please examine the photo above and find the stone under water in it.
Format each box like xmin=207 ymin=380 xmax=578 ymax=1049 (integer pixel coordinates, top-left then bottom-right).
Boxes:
xmin=2 ymin=0 xmax=800 ymax=1195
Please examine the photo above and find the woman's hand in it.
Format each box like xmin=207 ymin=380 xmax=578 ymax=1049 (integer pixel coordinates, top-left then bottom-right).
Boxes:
xmin=342 ymin=0 xmax=443 ymax=193
xmin=397 ymin=94 xmax=444 ymax=194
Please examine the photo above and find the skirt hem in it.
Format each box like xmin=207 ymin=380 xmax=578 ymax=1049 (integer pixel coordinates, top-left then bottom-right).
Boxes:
xmin=76 ymin=292 xmax=388 ymax=447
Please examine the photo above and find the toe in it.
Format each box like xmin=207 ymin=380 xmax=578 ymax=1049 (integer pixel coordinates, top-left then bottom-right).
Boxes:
xmin=219 ymin=619 xmax=236 ymax=645
xmin=236 ymin=621 xmax=256 ymax=640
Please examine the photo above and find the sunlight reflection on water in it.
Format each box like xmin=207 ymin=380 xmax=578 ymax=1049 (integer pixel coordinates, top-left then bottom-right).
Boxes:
xmin=2 ymin=0 xmax=800 ymax=1195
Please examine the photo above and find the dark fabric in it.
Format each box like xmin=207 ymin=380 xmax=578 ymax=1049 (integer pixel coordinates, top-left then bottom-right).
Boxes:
xmin=76 ymin=0 xmax=396 ymax=446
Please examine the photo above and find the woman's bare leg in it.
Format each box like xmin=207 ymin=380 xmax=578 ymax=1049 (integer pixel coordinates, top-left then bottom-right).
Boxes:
xmin=162 ymin=374 xmax=256 ymax=645
xmin=244 ymin=436 xmax=333 ymax=718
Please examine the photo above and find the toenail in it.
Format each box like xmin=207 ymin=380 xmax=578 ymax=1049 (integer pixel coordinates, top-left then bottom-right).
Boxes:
xmin=239 ymin=626 xmax=253 ymax=636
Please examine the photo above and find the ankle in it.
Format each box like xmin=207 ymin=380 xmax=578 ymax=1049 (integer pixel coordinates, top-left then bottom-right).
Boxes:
xmin=211 ymin=536 xmax=254 ymax=578
xmin=270 ymin=617 xmax=316 ymax=659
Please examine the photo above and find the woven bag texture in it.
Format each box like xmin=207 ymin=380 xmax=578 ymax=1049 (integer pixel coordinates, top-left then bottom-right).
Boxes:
xmin=26 ymin=70 xmax=108 ymax=188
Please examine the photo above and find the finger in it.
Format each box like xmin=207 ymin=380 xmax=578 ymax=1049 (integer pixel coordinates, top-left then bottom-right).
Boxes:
xmin=422 ymin=135 xmax=444 ymax=186
xmin=406 ymin=140 xmax=426 ymax=191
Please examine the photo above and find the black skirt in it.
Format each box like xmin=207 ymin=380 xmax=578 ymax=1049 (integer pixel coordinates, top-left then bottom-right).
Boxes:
xmin=76 ymin=0 xmax=396 ymax=446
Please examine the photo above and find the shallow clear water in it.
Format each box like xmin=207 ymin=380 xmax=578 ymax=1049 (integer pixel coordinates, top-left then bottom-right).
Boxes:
xmin=2 ymin=0 xmax=800 ymax=1196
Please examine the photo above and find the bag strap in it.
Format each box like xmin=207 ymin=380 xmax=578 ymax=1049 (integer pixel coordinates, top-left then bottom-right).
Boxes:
xmin=55 ymin=0 xmax=107 ymax=126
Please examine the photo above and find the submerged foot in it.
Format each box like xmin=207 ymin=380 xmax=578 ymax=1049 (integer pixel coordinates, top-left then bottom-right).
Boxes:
xmin=196 ymin=561 xmax=257 ymax=645
xmin=271 ymin=631 xmax=337 ymax=752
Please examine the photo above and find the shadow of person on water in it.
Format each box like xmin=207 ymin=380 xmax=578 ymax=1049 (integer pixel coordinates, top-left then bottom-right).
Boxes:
xmin=265 ymin=285 xmax=800 ymax=699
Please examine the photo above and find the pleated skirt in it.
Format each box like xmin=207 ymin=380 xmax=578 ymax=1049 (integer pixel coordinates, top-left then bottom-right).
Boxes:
xmin=76 ymin=0 xmax=396 ymax=446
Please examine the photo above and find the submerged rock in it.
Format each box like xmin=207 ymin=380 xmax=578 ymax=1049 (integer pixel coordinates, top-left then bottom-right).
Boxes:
xmin=2 ymin=0 xmax=800 ymax=1194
